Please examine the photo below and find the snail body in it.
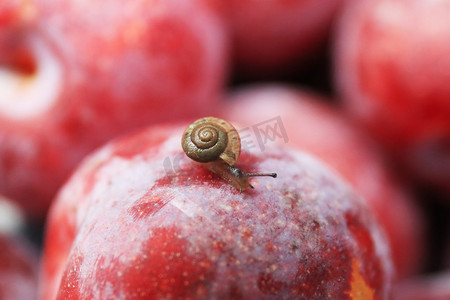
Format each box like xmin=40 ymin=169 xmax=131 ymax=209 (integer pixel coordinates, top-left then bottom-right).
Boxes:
xmin=182 ymin=117 xmax=277 ymax=192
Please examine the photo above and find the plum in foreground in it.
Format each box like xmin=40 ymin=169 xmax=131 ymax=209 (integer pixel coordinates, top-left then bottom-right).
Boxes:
xmin=41 ymin=124 xmax=392 ymax=299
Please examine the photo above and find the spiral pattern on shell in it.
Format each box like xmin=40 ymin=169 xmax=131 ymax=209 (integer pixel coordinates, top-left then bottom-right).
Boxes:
xmin=182 ymin=117 xmax=241 ymax=165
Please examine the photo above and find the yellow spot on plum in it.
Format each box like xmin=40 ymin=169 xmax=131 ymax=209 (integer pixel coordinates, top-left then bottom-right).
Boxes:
xmin=349 ymin=259 xmax=374 ymax=300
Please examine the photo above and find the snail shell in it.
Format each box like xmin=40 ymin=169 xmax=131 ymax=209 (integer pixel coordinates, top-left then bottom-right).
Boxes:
xmin=182 ymin=116 xmax=277 ymax=192
xmin=182 ymin=117 xmax=241 ymax=166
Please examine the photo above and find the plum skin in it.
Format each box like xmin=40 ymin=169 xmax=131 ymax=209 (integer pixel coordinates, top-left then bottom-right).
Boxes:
xmin=41 ymin=125 xmax=393 ymax=299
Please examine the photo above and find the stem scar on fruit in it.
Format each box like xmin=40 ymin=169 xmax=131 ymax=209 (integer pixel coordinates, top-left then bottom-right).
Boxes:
xmin=181 ymin=116 xmax=277 ymax=192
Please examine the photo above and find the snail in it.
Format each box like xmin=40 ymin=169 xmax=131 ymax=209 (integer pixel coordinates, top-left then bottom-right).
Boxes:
xmin=182 ymin=117 xmax=277 ymax=192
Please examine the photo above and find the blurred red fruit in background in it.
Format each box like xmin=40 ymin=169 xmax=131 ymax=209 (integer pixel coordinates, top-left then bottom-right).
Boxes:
xmin=220 ymin=0 xmax=343 ymax=76
xmin=0 ymin=0 xmax=228 ymax=219
xmin=394 ymin=271 xmax=450 ymax=300
xmin=334 ymin=0 xmax=450 ymax=192
xmin=0 ymin=195 xmax=38 ymax=300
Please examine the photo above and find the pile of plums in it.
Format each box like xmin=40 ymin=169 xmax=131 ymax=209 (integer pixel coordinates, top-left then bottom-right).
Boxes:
xmin=1 ymin=0 xmax=448 ymax=299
